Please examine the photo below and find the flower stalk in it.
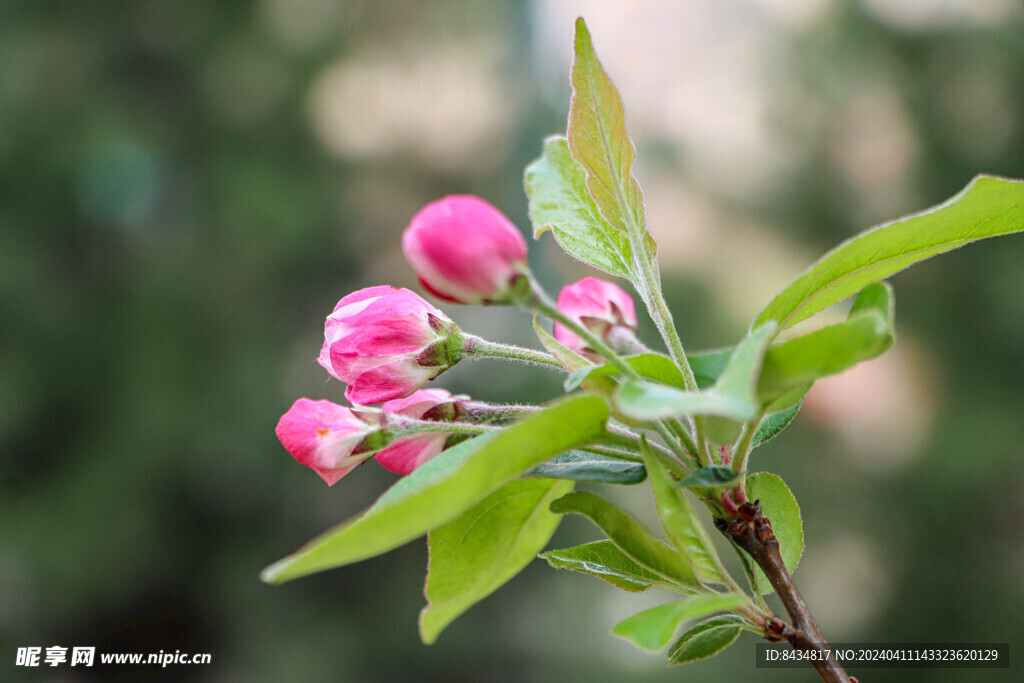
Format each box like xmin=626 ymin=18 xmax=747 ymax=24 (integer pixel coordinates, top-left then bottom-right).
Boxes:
xmin=462 ymin=335 xmax=564 ymax=371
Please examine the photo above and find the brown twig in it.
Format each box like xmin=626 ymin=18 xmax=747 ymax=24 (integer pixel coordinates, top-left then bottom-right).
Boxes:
xmin=717 ymin=501 xmax=853 ymax=683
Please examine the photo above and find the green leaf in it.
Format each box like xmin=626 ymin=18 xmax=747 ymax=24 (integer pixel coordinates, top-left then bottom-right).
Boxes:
xmin=613 ymin=324 xmax=776 ymax=422
xmin=261 ymin=396 xmax=609 ymax=584
xmin=715 ymin=322 xmax=777 ymax=406
xmin=751 ymin=398 xmax=804 ymax=447
xmin=688 ymin=349 xmax=732 ymax=389
xmin=525 ymin=136 xmax=634 ymax=278
xmin=746 ymin=472 xmax=804 ymax=594
xmin=762 ymin=384 xmax=810 ymax=414
xmin=524 ymin=450 xmax=646 ymax=484
xmin=541 ymin=540 xmax=670 ymax=592
xmin=612 ymin=594 xmax=748 ymax=651
xmin=701 ymin=322 xmax=777 ymax=443
xmin=420 ymin=478 xmax=573 ymax=644
xmin=755 ymin=174 xmax=1024 ymax=331
xmin=757 ymin=283 xmax=894 ymax=402
xmin=667 ymin=615 xmax=744 ymax=666
xmin=849 ymin=279 xmax=894 ymax=322
xmin=567 ymin=18 xmax=655 ymax=263
xmin=614 ymin=380 xmax=755 ymax=422
xmin=565 ymin=353 xmax=687 ymax=392
xmin=549 ymin=491 xmax=699 ymax=589
xmin=679 ymin=466 xmax=741 ymax=492
xmin=641 ymin=444 xmax=724 ymax=583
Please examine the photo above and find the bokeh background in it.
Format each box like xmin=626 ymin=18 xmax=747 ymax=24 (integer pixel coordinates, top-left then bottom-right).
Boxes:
xmin=2 ymin=0 xmax=1023 ymax=680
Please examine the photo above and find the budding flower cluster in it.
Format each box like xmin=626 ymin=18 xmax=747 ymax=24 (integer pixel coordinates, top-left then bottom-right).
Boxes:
xmin=275 ymin=193 xmax=641 ymax=486
xmin=275 ymin=390 xmax=465 ymax=486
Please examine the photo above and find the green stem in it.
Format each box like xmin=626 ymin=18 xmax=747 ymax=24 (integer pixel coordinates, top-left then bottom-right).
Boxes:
xmin=665 ymin=418 xmax=700 ymax=466
xmin=388 ymin=418 xmax=499 ymax=438
xmin=463 ymin=335 xmax=565 ymax=371
xmin=462 ymin=402 xmax=541 ymax=422
xmin=635 ymin=263 xmax=713 ymax=464
xmin=602 ymin=425 xmax=682 ymax=468
xmin=649 ymin=436 xmax=691 ymax=479
xmin=529 ymin=287 xmax=638 ymax=379
xmin=581 ymin=445 xmax=643 ymax=463
xmin=730 ymin=409 xmax=766 ymax=477
xmin=637 ymin=263 xmax=698 ymax=392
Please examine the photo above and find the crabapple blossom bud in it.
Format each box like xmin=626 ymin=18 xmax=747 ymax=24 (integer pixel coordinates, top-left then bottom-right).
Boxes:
xmin=376 ymin=388 xmax=465 ymax=475
xmin=275 ymin=398 xmax=378 ymax=486
xmin=402 ymin=195 xmax=529 ymax=304
xmin=318 ymin=286 xmax=462 ymax=405
xmin=553 ymin=276 xmax=640 ymax=359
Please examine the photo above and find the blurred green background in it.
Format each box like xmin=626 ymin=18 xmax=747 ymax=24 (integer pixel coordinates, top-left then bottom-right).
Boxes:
xmin=2 ymin=0 xmax=1023 ymax=680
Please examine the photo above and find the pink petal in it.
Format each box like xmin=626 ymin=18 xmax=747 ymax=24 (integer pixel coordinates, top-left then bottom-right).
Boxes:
xmin=331 ymin=317 xmax=436 ymax=355
xmin=375 ymin=434 xmax=448 ymax=475
xmin=332 ymin=285 xmax=403 ymax=312
xmin=311 ymin=461 xmax=359 ymax=486
xmin=554 ymin=277 xmax=638 ymax=353
xmin=274 ymin=398 xmax=370 ymax=486
xmin=344 ymin=358 xmax=437 ymax=405
xmin=403 ymin=195 xmax=527 ymax=303
xmin=381 ymin=388 xmax=455 ymax=419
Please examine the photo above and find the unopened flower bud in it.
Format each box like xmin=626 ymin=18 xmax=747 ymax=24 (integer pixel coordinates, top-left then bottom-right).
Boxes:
xmin=318 ymin=286 xmax=462 ymax=405
xmin=275 ymin=398 xmax=378 ymax=486
xmin=554 ymin=277 xmax=640 ymax=359
xmin=402 ymin=195 xmax=529 ymax=305
xmin=377 ymin=389 xmax=466 ymax=475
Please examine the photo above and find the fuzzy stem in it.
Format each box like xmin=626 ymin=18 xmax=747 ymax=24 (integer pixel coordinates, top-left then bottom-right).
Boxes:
xmin=463 ymin=335 xmax=565 ymax=371
xmin=602 ymin=425 xmax=690 ymax=473
xmin=387 ymin=418 xmax=499 ymax=438
xmin=462 ymin=402 xmax=542 ymax=422
xmin=730 ymin=410 xmax=765 ymax=477
xmin=529 ymin=286 xmax=638 ymax=379
xmin=634 ymin=264 xmax=714 ymax=464
xmin=637 ymin=264 xmax=699 ymax=393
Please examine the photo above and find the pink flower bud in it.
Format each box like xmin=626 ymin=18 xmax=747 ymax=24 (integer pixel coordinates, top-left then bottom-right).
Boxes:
xmin=318 ymin=286 xmax=461 ymax=405
xmin=554 ymin=277 xmax=639 ymax=358
xmin=275 ymin=398 xmax=377 ymax=486
xmin=402 ymin=195 xmax=529 ymax=304
xmin=376 ymin=388 xmax=465 ymax=475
